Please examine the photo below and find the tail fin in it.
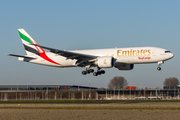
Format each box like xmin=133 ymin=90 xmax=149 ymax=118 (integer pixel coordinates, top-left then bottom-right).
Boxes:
xmin=18 ymin=29 xmax=45 ymax=56
xmin=18 ymin=29 xmax=61 ymax=65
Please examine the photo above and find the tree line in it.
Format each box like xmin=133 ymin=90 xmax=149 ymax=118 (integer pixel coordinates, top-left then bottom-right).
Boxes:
xmin=108 ymin=76 xmax=179 ymax=89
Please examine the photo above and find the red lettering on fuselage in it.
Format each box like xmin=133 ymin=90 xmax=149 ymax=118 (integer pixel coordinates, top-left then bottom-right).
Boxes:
xmin=138 ymin=57 xmax=151 ymax=60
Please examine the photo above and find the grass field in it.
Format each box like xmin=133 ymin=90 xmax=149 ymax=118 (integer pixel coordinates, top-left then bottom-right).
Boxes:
xmin=0 ymin=99 xmax=180 ymax=103
xmin=0 ymin=100 xmax=180 ymax=110
xmin=1 ymin=100 xmax=180 ymax=120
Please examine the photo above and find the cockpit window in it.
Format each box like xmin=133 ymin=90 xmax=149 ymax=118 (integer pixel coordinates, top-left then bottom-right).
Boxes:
xmin=165 ymin=51 xmax=171 ymax=53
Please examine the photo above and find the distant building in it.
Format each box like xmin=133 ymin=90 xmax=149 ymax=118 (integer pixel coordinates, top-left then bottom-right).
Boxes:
xmin=0 ymin=85 xmax=98 ymax=91
xmin=126 ymin=86 xmax=136 ymax=89
xmin=163 ymin=86 xmax=180 ymax=90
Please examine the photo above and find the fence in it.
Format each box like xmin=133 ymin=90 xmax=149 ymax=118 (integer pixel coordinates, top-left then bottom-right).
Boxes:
xmin=0 ymin=90 xmax=98 ymax=101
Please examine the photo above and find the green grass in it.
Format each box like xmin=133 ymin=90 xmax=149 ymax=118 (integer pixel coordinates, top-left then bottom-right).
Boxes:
xmin=0 ymin=106 xmax=180 ymax=110
xmin=0 ymin=100 xmax=180 ymax=110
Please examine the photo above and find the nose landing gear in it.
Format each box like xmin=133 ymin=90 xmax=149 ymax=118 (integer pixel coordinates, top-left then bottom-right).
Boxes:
xmin=157 ymin=61 xmax=164 ymax=71
xmin=157 ymin=67 xmax=161 ymax=71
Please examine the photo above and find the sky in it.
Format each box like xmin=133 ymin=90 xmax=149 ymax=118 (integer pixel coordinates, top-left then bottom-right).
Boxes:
xmin=0 ymin=0 xmax=180 ymax=88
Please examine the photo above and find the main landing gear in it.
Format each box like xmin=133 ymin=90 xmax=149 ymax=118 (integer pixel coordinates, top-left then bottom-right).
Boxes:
xmin=93 ymin=70 xmax=105 ymax=76
xmin=82 ymin=68 xmax=105 ymax=76
xmin=82 ymin=69 xmax=94 ymax=75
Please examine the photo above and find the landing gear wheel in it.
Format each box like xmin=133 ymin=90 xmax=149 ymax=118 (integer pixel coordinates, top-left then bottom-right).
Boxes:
xmin=157 ymin=67 xmax=161 ymax=71
xmin=97 ymin=71 xmax=101 ymax=75
xmin=90 ymin=69 xmax=94 ymax=73
xmin=82 ymin=71 xmax=87 ymax=75
xmin=93 ymin=72 xmax=98 ymax=76
xmin=86 ymin=70 xmax=90 ymax=74
xmin=101 ymin=70 xmax=105 ymax=74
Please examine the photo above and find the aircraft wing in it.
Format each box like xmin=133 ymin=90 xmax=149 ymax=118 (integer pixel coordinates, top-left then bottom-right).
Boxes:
xmin=33 ymin=44 xmax=98 ymax=66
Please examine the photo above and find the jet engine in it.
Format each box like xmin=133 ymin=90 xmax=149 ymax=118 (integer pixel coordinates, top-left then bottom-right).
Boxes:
xmin=94 ymin=57 xmax=114 ymax=68
xmin=115 ymin=63 xmax=134 ymax=70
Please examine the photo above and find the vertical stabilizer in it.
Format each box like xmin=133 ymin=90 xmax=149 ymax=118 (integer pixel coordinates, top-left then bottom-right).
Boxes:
xmin=18 ymin=29 xmax=61 ymax=65
xmin=18 ymin=29 xmax=43 ymax=56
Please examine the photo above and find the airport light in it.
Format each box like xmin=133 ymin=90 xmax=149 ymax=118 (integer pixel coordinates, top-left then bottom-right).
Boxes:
xmin=130 ymin=88 xmax=131 ymax=99
xmin=114 ymin=88 xmax=115 ymax=99
xmin=174 ymin=86 xmax=175 ymax=99
xmin=106 ymin=87 xmax=107 ymax=99
xmin=144 ymin=86 xmax=145 ymax=98
xmin=89 ymin=80 xmax=91 ymax=100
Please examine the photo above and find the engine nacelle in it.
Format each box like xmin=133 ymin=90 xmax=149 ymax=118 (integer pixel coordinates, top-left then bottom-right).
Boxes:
xmin=115 ymin=63 xmax=134 ymax=70
xmin=95 ymin=57 xmax=114 ymax=68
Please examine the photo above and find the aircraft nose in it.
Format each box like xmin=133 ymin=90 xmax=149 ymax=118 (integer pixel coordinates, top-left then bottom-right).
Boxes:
xmin=170 ymin=53 xmax=174 ymax=58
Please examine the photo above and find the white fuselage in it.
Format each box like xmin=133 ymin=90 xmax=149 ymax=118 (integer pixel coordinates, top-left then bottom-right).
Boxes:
xmin=19 ymin=47 xmax=174 ymax=67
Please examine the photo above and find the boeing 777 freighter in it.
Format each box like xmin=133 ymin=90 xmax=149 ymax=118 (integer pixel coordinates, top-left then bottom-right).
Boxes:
xmin=8 ymin=29 xmax=174 ymax=76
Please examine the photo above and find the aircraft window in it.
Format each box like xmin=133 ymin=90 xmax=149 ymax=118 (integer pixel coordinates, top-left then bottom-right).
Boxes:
xmin=165 ymin=51 xmax=171 ymax=53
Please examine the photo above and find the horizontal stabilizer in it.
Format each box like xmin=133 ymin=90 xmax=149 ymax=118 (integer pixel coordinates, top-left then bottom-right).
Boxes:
xmin=7 ymin=54 xmax=36 ymax=59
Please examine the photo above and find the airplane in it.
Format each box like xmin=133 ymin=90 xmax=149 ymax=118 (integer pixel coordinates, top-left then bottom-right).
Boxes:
xmin=8 ymin=29 xmax=174 ymax=76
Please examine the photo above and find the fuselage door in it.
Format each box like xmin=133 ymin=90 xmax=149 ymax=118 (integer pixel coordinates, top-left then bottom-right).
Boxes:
xmin=152 ymin=49 xmax=156 ymax=56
